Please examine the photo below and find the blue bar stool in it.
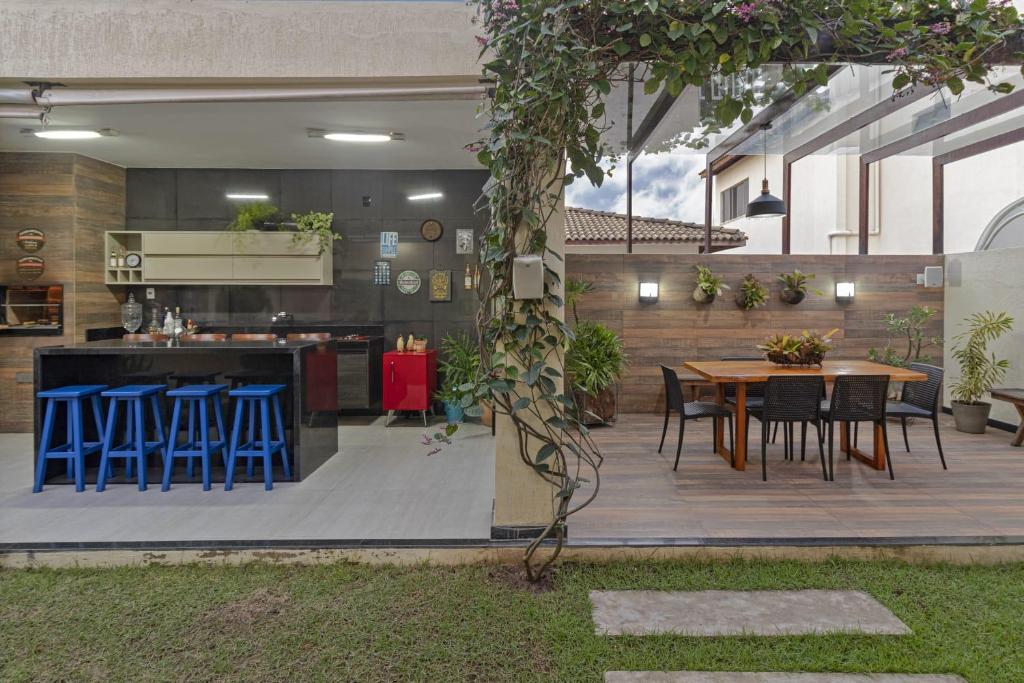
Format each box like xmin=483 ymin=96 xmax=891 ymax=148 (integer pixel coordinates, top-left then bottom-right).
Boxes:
xmin=96 ymin=385 xmax=168 ymax=492
xmin=161 ymin=384 xmax=228 ymax=492
xmin=225 ymin=384 xmax=291 ymax=491
xmin=34 ymin=385 xmax=108 ymax=493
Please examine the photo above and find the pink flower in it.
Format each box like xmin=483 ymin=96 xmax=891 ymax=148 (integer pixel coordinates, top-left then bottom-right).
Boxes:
xmin=731 ymin=2 xmax=758 ymax=22
xmin=929 ymin=22 xmax=952 ymax=35
xmin=886 ymin=47 xmax=908 ymax=61
xmin=475 ymin=35 xmax=488 ymax=47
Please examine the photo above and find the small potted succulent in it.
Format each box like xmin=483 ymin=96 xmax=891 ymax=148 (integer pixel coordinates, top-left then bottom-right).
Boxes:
xmin=735 ymin=273 xmax=769 ymax=310
xmin=758 ymin=329 xmax=838 ymax=367
xmin=949 ymin=311 xmax=1014 ymax=434
xmin=693 ymin=264 xmax=728 ymax=304
xmin=777 ymin=269 xmax=820 ymax=305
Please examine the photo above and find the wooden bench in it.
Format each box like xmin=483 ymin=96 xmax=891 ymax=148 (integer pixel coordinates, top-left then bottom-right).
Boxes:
xmin=990 ymin=388 xmax=1024 ymax=447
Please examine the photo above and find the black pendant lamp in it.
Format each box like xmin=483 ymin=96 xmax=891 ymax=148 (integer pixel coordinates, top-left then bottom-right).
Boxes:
xmin=746 ymin=122 xmax=787 ymax=219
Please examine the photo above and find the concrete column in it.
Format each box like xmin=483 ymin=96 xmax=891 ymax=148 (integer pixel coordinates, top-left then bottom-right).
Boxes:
xmin=491 ymin=194 xmax=566 ymax=539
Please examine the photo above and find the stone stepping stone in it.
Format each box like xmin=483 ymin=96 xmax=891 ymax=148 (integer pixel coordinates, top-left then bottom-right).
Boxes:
xmin=605 ymin=675 xmax=966 ymax=682
xmin=590 ymin=590 xmax=911 ymax=636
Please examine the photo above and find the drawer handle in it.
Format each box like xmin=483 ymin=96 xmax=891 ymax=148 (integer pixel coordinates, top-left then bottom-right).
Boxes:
xmin=390 ymin=361 xmax=395 ymax=384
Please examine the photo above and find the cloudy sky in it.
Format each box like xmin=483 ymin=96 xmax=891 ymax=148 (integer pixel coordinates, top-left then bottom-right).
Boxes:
xmin=564 ymin=151 xmax=706 ymax=222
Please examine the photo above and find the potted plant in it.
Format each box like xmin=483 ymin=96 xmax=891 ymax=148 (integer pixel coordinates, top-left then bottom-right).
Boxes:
xmin=435 ymin=332 xmax=481 ymax=425
xmin=228 ymin=202 xmax=280 ymax=233
xmin=758 ymin=329 xmax=838 ymax=367
xmin=949 ymin=311 xmax=1014 ymax=434
xmin=291 ymin=211 xmax=341 ymax=255
xmin=565 ymin=277 xmax=594 ymax=325
xmin=868 ymin=305 xmax=942 ymax=401
xmin=693 ymin=264 xmax=728 ymax=304
xmin=777 ymin=269 xmax=820 ymax=305
xmin=566 ymin=320 xmax=628 ymax=425
xmin=735 ymin=273 xmax=769 ymax=310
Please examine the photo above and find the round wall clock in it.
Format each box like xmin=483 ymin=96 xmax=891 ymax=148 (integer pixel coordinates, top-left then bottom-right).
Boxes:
xmin=125 ymin=252 xmax=142 ymax=268
xmin=396 ymin=270 xmax=422 ymax=295
xmin=419 ymin=219 xmax=443 ymax=242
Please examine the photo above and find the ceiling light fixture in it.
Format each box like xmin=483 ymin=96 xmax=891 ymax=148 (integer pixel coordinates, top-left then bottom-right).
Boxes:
xmin=27 ymin=128 xmax=117 ymax=140
xmin=745 ymin=122 xmax=787 ymax=219
xmin=307 ymin=128 xmax=404 ymax=143
xmin=225 ymin=193 xmax=270 ymax=201
xmin=407 ymin=192 xmax=444 ymax=201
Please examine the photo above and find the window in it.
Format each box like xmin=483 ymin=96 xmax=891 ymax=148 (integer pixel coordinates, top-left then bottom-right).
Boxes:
xmin=720 ymin=179 xmax=748 ymax=223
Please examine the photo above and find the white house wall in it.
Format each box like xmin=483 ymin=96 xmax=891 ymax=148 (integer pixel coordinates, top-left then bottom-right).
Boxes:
xmin=944 ymin=142 xmax=1024 ymax=254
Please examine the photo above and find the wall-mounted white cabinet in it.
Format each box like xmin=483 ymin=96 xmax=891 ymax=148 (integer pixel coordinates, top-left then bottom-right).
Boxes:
xmin=105 ymin=231 xmax=332 ymax=286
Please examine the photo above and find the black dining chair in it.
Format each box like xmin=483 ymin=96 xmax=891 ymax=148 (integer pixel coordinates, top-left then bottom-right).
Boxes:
xmin=821 ymin=375 xmax=892 ymax=481
xmin=886 ymin=363 xmax=946 ymax=470
xmin=660 ymin=365 xmax=734 ymax=471
xmin=747 ymin=376 xmax=826 ymax=482
xmin=722 ymin=356 xmax=786 ymax=446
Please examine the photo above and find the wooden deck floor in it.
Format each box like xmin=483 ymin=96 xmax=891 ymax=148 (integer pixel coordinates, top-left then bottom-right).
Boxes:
xmin=571 ymin=413 xmax=1024 ymax=542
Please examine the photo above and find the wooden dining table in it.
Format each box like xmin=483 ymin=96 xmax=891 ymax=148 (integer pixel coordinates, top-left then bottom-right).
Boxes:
xmin=682 ymin=360 xmax=928 ymax=472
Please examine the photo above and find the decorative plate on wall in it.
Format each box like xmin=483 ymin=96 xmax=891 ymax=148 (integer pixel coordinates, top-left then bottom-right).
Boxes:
xmin=420 ymin=219 xmax=443 ymax=242
xmin=16 ymin=228 xmax=45 ymax=253
xmin=429 ymin=269 xmax=452 ymax=302
xmin=396 ymin=270 xmax=421 ymax=295
xmin=16 ymin=255 xmax=45 ymax=280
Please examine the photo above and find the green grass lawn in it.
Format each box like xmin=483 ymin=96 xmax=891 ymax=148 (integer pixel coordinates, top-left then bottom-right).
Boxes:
xmin=2 ymin=558 xmax=1023 ymax=682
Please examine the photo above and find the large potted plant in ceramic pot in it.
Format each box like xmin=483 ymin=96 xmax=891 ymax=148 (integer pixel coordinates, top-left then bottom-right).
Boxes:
xmin=435 ymin=332 xmax=481 ymax=425
xmin=949 ymin=311 xmax=1014 ymax=434
xmin=693 ymin=264 xmax=728 ymax=304
xmin=566 ymin=321 xmax=627 ymax=425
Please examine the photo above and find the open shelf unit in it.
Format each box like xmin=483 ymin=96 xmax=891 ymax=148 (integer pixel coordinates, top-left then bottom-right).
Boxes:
xmin=105 ymin=231 xmax=145 ymax=285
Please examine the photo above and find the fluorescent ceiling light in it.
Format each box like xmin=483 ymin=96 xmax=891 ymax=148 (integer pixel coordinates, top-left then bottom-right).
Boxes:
xmin=324 ymin=132 xmax=393 ymax=143
xmin=32 ymin=129 xmax=105 ymax=140
xmin=225 ymin=193 xmax=270 ymax=201
xmin=407 ymin=192 xmax=444 ymax=201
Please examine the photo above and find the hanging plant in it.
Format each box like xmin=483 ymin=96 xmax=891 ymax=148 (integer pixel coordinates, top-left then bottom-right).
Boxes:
xmin=693 ymin=264 xmax=728 ymax=304
xmin=291 ymin=211 xmax=341 ymax=255
xmin=777 ymin=269 xmax=821 ymax=305
xmin=735 ymin=274 xmax=769 ymax=310
xmin=228 ymin=202 xmax=279 ymax=233
xmin=461 ymin=0 xmax=1020 ymax=582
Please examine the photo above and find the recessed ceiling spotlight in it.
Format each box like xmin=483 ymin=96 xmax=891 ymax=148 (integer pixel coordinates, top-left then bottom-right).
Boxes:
xmin=307 ymin=128 xmax=403 ymax=143
xmin=225 ymin=193 xmax=271 ymax=201
xmin=25 ymin=128 xmax=118 ymax=140
xmin=407 ymin=192 xmax=444 ymax=201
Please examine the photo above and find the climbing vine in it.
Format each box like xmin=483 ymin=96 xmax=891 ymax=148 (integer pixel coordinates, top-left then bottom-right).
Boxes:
xmin=466 ymin=0 xmax=1021 ymax=580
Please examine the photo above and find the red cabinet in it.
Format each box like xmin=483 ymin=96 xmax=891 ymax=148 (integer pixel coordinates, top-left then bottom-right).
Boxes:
xmin=383 ymin=350 xmax=437 ymax=426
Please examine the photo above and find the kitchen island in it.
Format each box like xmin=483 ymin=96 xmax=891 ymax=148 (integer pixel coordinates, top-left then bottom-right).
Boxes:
xmin=33 ymin=339 xmax=338 ymax=486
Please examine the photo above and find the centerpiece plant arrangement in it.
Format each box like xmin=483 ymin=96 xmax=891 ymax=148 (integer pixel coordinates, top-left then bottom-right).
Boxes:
xmin=777 ymin=269 xmax=821 ymax=305
xmin=457 ymin=0 xmax=1018 ymax=582
xmin=735 ymin=274 xmax=769 ymax=311
xmin=758 ymin=329 xmax=839 ymax=367
xmin=949 ymin=311 xmax=1014 ymax=434
xmin=693 ymin=264 xmax=728 ymax=304
xmin=291 ymin=211 xmax=341 ymax=255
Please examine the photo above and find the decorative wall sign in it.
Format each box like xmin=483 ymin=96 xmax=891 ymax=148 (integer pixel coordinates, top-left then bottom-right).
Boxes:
xmin=373 ymin=260 xmax=391 ymax=286
xmin=420 ymin=219 xmax=443 ymax=242
xmin=456 ymin=228 xmax=474 ymax=255
xmin=380 ymin=231 xmax=398 ymax=259
xmin=16 ymin=228 xmax=46 ymax=253
xmin=396 ymin=270 xmax=421 ymax=295
xmin=16 ymin=255 xmax=45 ymax=280
xmin=429 ymin=269 xmax=452 ymax=302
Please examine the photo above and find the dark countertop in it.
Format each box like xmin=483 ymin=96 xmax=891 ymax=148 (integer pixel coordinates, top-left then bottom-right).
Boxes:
xmin=36 ymin=340 xmax=320 ymax=355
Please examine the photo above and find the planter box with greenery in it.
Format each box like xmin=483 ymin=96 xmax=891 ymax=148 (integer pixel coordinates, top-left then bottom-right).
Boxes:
xmin=777 ymin=269 xmax=819 ymax=305
xmin=950 ymin=311 xmax=1014 ymax=434
xmin=735 ymin=273 xmax=768 ymax=310
xmin=758 ymin=329 xmax=837 ymax=367
xmin=566 ymin=320 xmax=627 ymax=425
xmin=435 ymin=332 xmax=481 ymax=425
xmin=693 ymin=264 xmax=727 ymax=304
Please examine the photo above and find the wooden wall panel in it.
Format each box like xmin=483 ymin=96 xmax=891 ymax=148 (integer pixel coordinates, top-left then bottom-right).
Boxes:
xmin=567 ymin=253 xmax=944 ymax=413
xmin=0 ymin=152 xmax=125 ymax=432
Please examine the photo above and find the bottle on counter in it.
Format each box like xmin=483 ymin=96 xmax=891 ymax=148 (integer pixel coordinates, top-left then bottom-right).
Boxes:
xmin=163 ymin=308 xmax=174 ymax=336
xmin=117 ymin=248 xmax=126 ymax=268
xmin=464 ymin=264 xmax=473 ymax=290
xmin=172 ymin=307 xmax=184 ymax=339
xmin=473 ymin=264 xmax=481 ymax=290
xmin=109 ymin=250 xmax=117 ymax=268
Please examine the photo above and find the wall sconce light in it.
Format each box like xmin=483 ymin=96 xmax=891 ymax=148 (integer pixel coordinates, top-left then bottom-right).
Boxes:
xmin=835 ymin=281 xmax=855 ymax=303
xmin=639 ymin=281 xmax=659 ymax=304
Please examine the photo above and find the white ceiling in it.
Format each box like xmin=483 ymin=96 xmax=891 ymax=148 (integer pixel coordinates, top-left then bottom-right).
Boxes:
xmin=0 ymin=97 xmax=485 ymax=169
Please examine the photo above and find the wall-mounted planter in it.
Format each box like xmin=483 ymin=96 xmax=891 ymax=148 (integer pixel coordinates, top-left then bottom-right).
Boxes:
xmin=693 ymin=288 xmax=715 ymax=304
xmin=780 ymin=288 xmax=806 ymax=305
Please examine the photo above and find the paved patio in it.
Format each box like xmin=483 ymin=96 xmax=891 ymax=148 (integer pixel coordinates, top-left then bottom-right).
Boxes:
xmin=572 ymin=413 xmax=1024 ymax=543
xmin=0 ymin=417 xmax=495 ymax=546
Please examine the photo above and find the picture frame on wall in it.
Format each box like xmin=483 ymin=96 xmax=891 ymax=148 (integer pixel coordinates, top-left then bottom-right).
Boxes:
xmin=455 ymin=228 xmax=474 ymax=255
xmin=380 ymin=231 xmax=398 ymax=259
xmin=429 ymin=269 xmax=452 ymax=302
